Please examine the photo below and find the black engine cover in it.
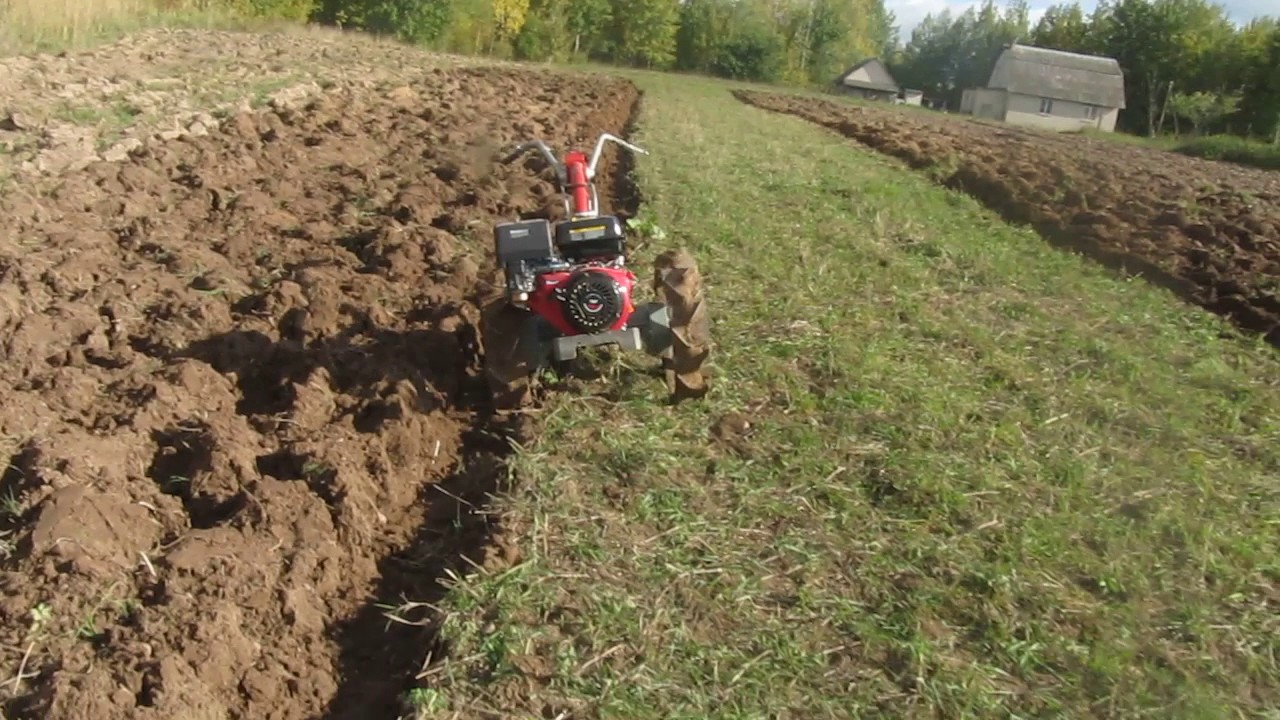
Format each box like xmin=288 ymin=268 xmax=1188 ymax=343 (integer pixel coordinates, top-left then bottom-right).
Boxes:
xmin=560 ymin=270 xmax=624 ymax=334
xmin=555 ymin=215 xmax=626 ymax=262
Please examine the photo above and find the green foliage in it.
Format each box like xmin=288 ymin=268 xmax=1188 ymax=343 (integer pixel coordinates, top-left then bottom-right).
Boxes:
xmin=674 ymin=0 xmax=722 ymax=73
xmin=710 ymin=24 xmax=784 ymax=82
xmin=228 ymin=0 xmax=317 ymax=20
xmin=564 ymin=0 xmax=611 ymax=57
xmin=314 ymin=0 xmax=452 ymax=43
xmin=1168 ymin=90 xmax=1242 ymax=135
xmin=437 ymin=0 xmax=496 ymax=55
xmin=1031 ymin=2 xmax=1091 ymax=50
xmin=1242 ymin=24 xmax=1280 ymax=143
xmin=512 ymin=10 xmax=557 ymax=60
xmin=608 ymin=0 xmax=679 ymax=68
xmin=1174 ymin=135 xmax=1280 ymax=169
xmin=306 ymin=0 xmax=894 ymax=85
xmin=890 ymin=0 xmax=1030 ymax=105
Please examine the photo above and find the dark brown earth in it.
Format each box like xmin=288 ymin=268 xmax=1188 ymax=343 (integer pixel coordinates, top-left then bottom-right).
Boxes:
xmin=0 ymin=32 xmax=641 ymax=720
xmin=734 ymin=90 xmax=1280 ymax=346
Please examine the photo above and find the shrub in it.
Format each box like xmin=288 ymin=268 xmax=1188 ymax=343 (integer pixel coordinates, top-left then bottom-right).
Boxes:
xmin=1174 ymin=135 xmax=1280 ymax=171
xmin=228 ymin=0 xmax=318 ymax=21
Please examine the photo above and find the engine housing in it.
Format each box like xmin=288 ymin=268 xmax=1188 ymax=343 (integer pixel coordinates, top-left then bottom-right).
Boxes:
xmin=527 ymin=266 xmax=637 ymax=337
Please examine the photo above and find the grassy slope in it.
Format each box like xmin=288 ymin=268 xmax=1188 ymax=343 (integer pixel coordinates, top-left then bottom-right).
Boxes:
xmin=0 ymin=0 xmax=289 ymax=55
xmin=430 ymin=69 xmax=1280 ymax=719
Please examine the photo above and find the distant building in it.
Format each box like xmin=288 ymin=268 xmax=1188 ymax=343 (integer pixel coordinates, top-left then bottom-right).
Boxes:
xmin=959 ymin=43 xmax=1126 ymax=132
xmin=834 ymin=58 xmax=901 ymax=102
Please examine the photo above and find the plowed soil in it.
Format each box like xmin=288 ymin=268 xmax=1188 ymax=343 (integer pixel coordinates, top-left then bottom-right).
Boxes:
xmin=735 ymin=90 xmax=1280 ymax=346
xmin=0 ymin=30 xmax=640 ymax=720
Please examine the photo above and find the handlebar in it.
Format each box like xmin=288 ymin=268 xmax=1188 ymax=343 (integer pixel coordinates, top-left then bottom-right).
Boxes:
xmin=501 ymin=139 xmax=565 ymax=183
xmin=501 ymin=133 xmax=648 ymax=181
xmin=587 ymin=133 xmax=649 ymax=178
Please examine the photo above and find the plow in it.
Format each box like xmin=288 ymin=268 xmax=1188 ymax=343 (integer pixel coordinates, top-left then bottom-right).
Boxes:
xmin=480 ymin=133 xmax=711 ymax=408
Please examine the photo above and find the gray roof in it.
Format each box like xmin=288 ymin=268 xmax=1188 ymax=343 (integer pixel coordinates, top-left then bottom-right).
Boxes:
xmin=836 ymin=58 xmax=899 ymax=93
xmin=986 ymin=44 xmax=1126 ymax=109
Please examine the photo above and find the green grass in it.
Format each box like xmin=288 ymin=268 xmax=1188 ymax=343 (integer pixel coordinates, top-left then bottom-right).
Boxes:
xmin=0 ymin=0 xmax=297 ymax=57
xmin=1173 ymin=135 xmax=1280 ymax=171
xmin=1077 ymin=129 xmax=1280 ymax=172
xmin=423 ymin=70 xmax=1280 ymax=719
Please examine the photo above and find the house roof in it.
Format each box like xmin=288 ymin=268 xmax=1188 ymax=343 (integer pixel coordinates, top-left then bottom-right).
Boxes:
xmin=835 ymin=58 xmax=899 ymax=93
xmin=986 ymin=44 xmax=1126 ymax=109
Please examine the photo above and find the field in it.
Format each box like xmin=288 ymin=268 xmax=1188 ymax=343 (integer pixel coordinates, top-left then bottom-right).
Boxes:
xmin=0 ymin=29 xmax=639 ymax=719
xmin=736 ymin=90 xmax=1280 ymax=346
xmin=2 ymin=28 xmax=1278 ymax=720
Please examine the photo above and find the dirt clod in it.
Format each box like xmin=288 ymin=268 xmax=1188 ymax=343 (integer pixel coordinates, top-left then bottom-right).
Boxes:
xmin=0 ymin=31 xmax=642 ymax=720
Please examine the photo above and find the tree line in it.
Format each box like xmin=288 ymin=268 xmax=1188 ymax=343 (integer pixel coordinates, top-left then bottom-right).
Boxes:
xmin=235 ymin=0 xmax=896 ymax=86
xmin=225 ymin=0 xmax=1277 ymax=142
xmin=889 ymin=0 xmax=1279 ymax=141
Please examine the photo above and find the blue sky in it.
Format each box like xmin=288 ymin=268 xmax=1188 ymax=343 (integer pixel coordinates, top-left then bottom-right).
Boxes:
xmin=888 ymin=0 xmax=1276 ymax=41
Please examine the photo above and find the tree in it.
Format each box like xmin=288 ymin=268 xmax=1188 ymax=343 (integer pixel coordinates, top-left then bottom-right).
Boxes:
xmin=513 ymin=0 xmax=571 ymax=61
xmin=313 ymin=0 xmax=453 ymax=44
xmin=565 ymin=0 xmax=613 ymax=58
xmin=675 ymin=0 xmax=728 ymax=73
xmin=1234 ymin=20 xmax=1280 ymax=140
xmin=609 ymin=0 xmax=680 ymax=68
xmin=440 ymin=0 xmax=498 ymax=55
xmin=712 ymin=22 xmax=785 ymax=81
xmin=1031 ymin=2 xmax=1091 ymax=51
xmin=1252 ymin=27 xmax=1280 ymax=143
xmin=492 ymin=0 xmax=530 ymax=41
xmin=1169 ymin=90 xmax=1242 ymax=134
xmin=888 ymin=0 xmax=1028 ymax=109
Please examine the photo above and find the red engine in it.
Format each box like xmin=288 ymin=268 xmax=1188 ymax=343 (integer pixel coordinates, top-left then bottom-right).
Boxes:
xmin=526 ymin=265 xmax=637 ymax=336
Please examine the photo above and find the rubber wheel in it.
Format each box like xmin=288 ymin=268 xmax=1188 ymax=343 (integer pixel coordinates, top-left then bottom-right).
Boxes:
xmin=652 ymin=248 xmax=710 ymax=402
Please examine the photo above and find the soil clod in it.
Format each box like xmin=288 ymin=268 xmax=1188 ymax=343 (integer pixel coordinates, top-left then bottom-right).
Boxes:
xmin=0 ymin=35 xmax=643 ymax=720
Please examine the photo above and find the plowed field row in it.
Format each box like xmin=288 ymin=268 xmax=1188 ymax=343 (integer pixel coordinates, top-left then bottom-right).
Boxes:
xmin=735 ymin=90 xmax=1280 ymax=346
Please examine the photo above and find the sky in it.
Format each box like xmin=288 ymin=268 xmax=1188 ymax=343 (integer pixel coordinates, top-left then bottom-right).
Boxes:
xmin=887 ymin=0 xmax=1277 ymax=42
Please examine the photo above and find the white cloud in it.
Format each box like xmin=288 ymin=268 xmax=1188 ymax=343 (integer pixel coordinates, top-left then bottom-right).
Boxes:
xmin=1222 ymin=0 xmax=1280 ymax=24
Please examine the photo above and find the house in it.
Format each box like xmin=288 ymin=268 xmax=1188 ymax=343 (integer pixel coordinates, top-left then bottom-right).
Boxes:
xmin=959 ymin=43 xmax=1126 ymax=132
xmin=834 ymin=58 xmax=901 ymax=102
xmin=898 ymin=89 xmax=924 ymax=106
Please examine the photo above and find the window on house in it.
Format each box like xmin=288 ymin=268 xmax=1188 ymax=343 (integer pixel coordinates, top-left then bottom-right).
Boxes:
xmin=1039 ymin=97 xmax=1054 ymax=114
xmin=1084 ymin=104 xmax=1099 ymax=120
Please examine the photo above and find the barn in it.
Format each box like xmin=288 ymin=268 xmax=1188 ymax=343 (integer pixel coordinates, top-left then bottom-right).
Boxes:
xmin=834 ymin=58 xmax=901 ymax=102
xmin=960 ymin=43 xmax=1127 ymax=132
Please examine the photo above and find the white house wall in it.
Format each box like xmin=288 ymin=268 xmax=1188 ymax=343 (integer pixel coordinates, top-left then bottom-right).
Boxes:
xmin=1098 ymin=106 xmax=1119 ymax=132
xmin=970 ymin=88 xmax=1007 ymax=120
xmin=1005 ymin=92 xmax=1112 ymax=132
